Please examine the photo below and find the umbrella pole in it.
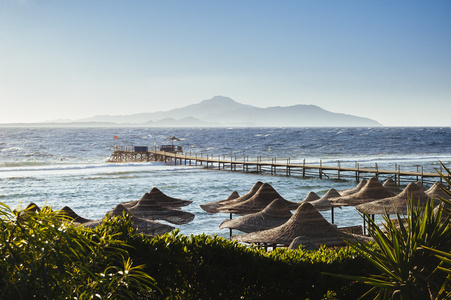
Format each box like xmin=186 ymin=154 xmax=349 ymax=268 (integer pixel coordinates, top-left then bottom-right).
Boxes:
xmin=363 ymin=217 xmax=366 ymax=235
xmin=229 ymin=213 xmax=233 ymax=239
xmin=331 ymin=207 xmax=334 ymax=224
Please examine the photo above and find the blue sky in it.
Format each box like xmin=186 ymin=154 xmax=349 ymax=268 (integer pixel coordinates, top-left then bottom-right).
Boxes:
xmin=1 ymin=0 xmax=450 ymax=126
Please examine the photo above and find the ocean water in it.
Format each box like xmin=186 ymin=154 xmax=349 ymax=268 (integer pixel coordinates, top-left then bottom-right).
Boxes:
xmin=0 ymin=127 xmax=450 ymax=238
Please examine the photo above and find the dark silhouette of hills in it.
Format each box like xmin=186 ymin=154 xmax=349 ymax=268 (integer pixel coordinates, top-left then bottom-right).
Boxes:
xmin=76 ymin=96 xmax=382 ymax=127
xmin=0 ymin=96 xmax=382 ymax=127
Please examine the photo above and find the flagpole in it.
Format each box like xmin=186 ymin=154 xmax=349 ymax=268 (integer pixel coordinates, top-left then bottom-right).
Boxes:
xmin=114 ymin=135 xmax=119 ymax=150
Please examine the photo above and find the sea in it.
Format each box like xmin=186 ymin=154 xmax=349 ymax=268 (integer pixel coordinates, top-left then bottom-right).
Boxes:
xmin=1 ymin=127 xmax=450 ymax=238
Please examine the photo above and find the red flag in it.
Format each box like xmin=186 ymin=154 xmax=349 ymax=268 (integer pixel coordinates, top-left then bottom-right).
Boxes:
xmin=114 ymin=136 xmax=119 ymax=139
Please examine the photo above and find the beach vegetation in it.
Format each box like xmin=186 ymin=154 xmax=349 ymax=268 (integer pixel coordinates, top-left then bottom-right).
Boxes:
xmin=332 ymin=163 xmax=451 ymax=299
xmin=0 ymin=200 xmax=374 ymax=299
xmin=125 ymin=229 xmax=373 ymax=299
xmin=0 ymin=203 xmax=158 ymax=299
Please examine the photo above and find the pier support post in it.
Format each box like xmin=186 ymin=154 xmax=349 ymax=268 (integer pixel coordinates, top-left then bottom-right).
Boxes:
xmin=337 ymin=161 xmax=340 ymax=180
xmin=302 ymin=159 xmax=306 ymax=178
xmin=421 ymin=167 xmax=424 ymax=184
xmin=271 ymin=157 xmax=274 ymax=175
xmin=319 ymin=160 xmax=322 ymax=179
xmin=394 ymin=164 xmax=397 ymax=183
xmin=355 ymin=162 xmax=359 ymax=182
xmin=416 ymin=165 xmax=419 ymax=182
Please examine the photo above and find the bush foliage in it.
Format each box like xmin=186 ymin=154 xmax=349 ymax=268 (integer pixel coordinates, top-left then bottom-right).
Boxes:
xmin=0 ymin=204 xmax=157 ymax=299
xmin=332 ymin=163 xmax=451 ymax=300
xmin=0 ymin=202 xmax=373 ymax=299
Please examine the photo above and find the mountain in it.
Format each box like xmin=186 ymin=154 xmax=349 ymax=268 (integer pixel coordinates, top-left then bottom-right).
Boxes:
xmin=77 ymin=96 xmax=253 ymax=124
xmin=72 ymin=96 xmax=383 ymax=127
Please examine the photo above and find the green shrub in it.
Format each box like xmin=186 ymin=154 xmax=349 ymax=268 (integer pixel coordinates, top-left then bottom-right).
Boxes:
xmin=0 ymin=203 xmax=158 ymax=299
xmin=332 ymin=163 xmax=451 ymax=300
xmin=0 ymin=202 xmax=375 ymax=299
xmin=127 ymin=230 xmax=373 ymax=299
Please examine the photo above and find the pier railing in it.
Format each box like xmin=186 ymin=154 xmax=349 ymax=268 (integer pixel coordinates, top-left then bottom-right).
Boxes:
xmin=107 ymin=148 xmax=449 ymax=186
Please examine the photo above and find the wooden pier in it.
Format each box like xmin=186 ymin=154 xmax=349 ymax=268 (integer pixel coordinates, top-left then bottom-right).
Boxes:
xmin=107 ymin=147 xmax=449 ymax=186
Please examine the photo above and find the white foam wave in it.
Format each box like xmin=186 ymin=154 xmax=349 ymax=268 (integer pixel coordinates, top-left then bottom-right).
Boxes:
xmin=0 ymin=161 xmax=201 ymax=178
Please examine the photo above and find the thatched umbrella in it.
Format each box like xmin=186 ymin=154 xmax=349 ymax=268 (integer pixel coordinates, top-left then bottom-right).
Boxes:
xmin=415 ymin=181 xmax=426 ymax=191
xmin=220 ymin=182 xmax=300 ymax=215
xmin=331 ymin=177 xmax=393 ymax=207
xmin=302 ymin=191 xmax=320 ymax=202
xmin=219 ymin=198 xmax=292 ymax=233
xmin=23 ymin=202 xmax=40 ymax=212
xmin=356 ymin=182 xmax=434 ymax=215
xmin=216 ymin=181 xmax=264 ymax=213
xmin=19 ymin=202 xmax=41 ymax=215
xmin=339 ymin=178 xmax=367 ymax=196
xmin=122 ymin=187 xmax=192 ymax=209
xmin=83 ymin=204 xmax=174 ymax=236
xmin=309 ymin=189 xmax=341 ymax=211
xmin=168 ymin=136 xmax=181 ymax=144
xmin=58 ymin=206 xmax=93 ymax=224
xmin=382 ymin=178 xmax=402 ymax=195
xmin=232 ymin=202 xmax=363 ymax=249
xmin=433 ymin=201 xmax=451 ymax=223
xmin=111 ymin=204 xmax=174 ymax=236
xmin=288 ymin=236 xmax=318 ymax=250
xmin=425 ymin=182 xmax=451 ymax=201
xmin=18 ymin=202 xmax=44 ymax=218
xmin=308 ymin=188 xmax=342 ymax=224
xmin=126 ymin=194 xmax=195 ymax=225
xmin=200 ymin=191 xmax=240 ymax=214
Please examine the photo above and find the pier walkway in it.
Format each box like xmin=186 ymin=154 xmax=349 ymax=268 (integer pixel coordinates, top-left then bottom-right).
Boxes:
xmin=107 ymin=147 xmax=448 ymax=186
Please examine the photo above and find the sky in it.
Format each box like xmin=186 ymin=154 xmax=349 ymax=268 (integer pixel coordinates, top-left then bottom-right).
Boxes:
xmin=0 ymin=1 xmax=450 ymax=126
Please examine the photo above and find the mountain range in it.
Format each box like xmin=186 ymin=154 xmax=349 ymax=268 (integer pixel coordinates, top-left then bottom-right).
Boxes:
xmin=74 ymin=96 xmax=382 ymax=127
xmin=0 ymin=96 xmax=382 ymax=127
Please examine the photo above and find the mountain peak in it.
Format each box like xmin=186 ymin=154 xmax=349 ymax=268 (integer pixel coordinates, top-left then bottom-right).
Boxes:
xmin=198 ymin=96 xmax=239 ymax=106
xmin=74 ymin=96 xmax=382 ymax=127
xmin=192 ymin=96 xmax=253 ymax=112
xmin=207 ymin=95 xmax=236 ymax=102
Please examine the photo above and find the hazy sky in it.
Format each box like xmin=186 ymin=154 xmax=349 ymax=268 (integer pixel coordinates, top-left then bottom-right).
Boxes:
xmin=1 ymin=1 xmax=450 ymax=126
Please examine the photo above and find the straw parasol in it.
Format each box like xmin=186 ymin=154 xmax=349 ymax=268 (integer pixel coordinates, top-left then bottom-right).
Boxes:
xmin=302 ymin=191 xmax=320 ymax=202
xmin=433 ymin=201 xmax=451 ymax=223
xmin=232 ymin=202 xmax=361 ymax=249
xmin=425 ymin=182 xmax=451 ymax=201
xmin=219 ymin=198 xmax=293 ymax=233
xmin=356 ymin=182 xmax=434 ymax=215
xmin=308 ymin=188 xmax=341 ymax=211
xmin=200 ymin=191 xmax=240 ymax=214
xmin=147 ymin=187 xmax=192 ymax=208
xmin=24 ymin=202 xmax=40 ymax=212
xmin=84 ymin=204 xmax=174 ymax=236
xmin=415 ymin=181 xmax=426 ymax=191
xmin=220 ymin=182 xmax=300 ymax=215
xmin=382 ymin=178 xmax=402 ymax=195
xmin=288 ymin=236 xmax=318 ymax=250
xmin=58 ymin=206 xmax=93 ymax=224
xmin=308 ymin=188 xmax=342 ymax=224
xmin=111 ymin=204 xmax=174 ymax=236
xmin=331 ymin=177 xmax=393 ymax=207
xmin=168 ymin=136 xmax=181 ymax=144
xmin=216 ymin=181 xmax=264 ymax=213
xmin=122 ymin=187 xmax=192 ymax=209
xmin=18 ymin=202 xmax=43 ymax=218
xmin=339 ymin=178 xmax=367 ymax=196
xmin=126 ymin=193 xmax=195 ymax=225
